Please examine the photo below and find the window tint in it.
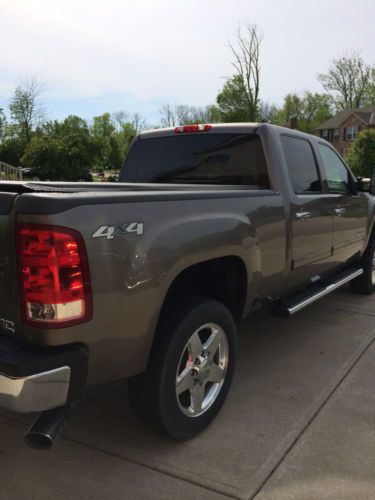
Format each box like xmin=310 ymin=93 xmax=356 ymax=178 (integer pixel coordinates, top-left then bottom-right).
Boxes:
xmin=318 ymin=143 xmax=351 ymax=193
xmin=281 ymin=135 xmax=322 ymax=194
xmin=121 ymin=134 xmax=269 ymax=187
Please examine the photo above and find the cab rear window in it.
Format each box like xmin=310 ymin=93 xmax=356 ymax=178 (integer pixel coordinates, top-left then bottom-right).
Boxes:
xmin=120 ymin=133 xmax=269 ymax=188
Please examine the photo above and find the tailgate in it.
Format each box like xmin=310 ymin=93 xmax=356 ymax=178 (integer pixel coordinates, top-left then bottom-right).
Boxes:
xmin=0 ymin=192 xmax=22 ymax=337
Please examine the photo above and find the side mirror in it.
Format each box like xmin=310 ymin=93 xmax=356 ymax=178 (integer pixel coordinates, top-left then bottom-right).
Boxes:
xmin=370 ymin=167 xmax=375 ymax=195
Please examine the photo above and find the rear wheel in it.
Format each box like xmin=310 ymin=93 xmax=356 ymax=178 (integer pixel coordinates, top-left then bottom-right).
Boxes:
xmin=350 ymin=236 xmax=375 ymax=294
xmin=128 ymin=296 xmax=237 ymax=440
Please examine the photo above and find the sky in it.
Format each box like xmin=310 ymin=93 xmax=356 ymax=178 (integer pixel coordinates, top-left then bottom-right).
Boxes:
xmin=0 ymin=0 xmax=374 ymax=125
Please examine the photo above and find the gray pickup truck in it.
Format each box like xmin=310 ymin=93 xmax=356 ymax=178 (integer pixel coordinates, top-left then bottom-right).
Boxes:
xmin=0 ymin=123 xmax=374 ymax=449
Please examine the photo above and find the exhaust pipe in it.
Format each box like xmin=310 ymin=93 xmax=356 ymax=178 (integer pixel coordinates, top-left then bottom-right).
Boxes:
xmin=24 ymin=406 xmax=70 ymax=450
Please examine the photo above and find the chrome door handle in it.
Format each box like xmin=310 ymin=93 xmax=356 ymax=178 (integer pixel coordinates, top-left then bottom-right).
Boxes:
xmin=334 ymin=208 xmax=346 ymax=216
xmin=295 ymin=211 xmax=312 ymax=221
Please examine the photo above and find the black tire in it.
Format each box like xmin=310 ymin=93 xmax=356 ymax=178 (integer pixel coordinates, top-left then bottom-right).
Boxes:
xmin=128 ymin=296 xmax=237 ymax=440
xmin=350 ymin=236 xmax=375 ymax=294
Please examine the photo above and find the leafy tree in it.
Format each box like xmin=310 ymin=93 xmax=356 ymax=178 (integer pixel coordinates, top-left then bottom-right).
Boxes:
xmin=346 ymin=129 xmax=375 ymax=177
xmin=216 ymin=74 xmax=253 ymax=122
xmin=272 ymin=92 xmax=332 ymax=133
xmin=0 ymin=136 xmax=25 ymax=165
xmin=0 ymin=108 xmax=6 ymax=143
xmin=21 ymin=115 xmax=96 ymax=180
xmin=90 ymin=113 xmax=116 ymax=169
xmin=9 ymin=78 xmax=44 ymax=144
xmin=318 ymin=54 xmax=374 ymax=110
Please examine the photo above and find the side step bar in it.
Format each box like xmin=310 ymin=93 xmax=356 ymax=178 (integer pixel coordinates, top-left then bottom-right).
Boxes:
xmin=272 ymin=268 xmax=363 ymax=317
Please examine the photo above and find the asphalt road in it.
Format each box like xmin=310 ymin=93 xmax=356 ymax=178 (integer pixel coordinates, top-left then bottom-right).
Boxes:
xmin=1 ymin=286 xmax=375 ymax=500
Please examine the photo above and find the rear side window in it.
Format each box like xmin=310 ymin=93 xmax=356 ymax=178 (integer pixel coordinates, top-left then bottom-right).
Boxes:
xmin=317 ymin=143 xmax=351 ymax=193
xmin=121 ymin=133 xmax=269 ymax=187
xmin=281 ymin=135 xmax=322 ymax=194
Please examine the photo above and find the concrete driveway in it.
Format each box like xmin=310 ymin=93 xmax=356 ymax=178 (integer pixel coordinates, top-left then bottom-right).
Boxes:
xmin=1 ymin=286 xmax=375 ymax=500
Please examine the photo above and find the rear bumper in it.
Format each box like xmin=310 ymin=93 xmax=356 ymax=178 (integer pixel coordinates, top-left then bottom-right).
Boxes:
xmin=0 ymin=367 xmax=71 ymax=413
xmin=0 ymin=334 xmax=88 ymax=413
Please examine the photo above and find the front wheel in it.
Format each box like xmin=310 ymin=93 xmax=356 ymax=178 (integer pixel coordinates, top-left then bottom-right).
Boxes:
xmin=128 ymin=296 xmax=237 ymax=440
xmin=350 ymin=236 xmax=375 ymax=294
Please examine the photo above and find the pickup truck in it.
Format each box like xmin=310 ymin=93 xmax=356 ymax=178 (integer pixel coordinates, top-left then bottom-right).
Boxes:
xmin=0 ymin=123 xmax=374 ymax=449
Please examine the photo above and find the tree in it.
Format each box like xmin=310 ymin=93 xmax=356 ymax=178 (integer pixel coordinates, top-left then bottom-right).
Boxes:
xmin=111 ymin=111 xmax=147 ymax=165
xmin=159 ymin=103 xmax=215 ymax=127
xmin=216 ymin=24 xmax=262 ymax=122
xmin=272 ymin=92 xmax=332 ymax=133
xmin=159 ymin=103 xmax=177 ymax=127
xmin=0 ymin=136 xmax=25 ymax=165
xmin=9 ymin=78 xmax=45 ymax=144
xmin=21 ymin=115 xmax=96 ymax=180
xmin=363 ymin=67 xmax=375 ymax=106
xmin=346 ymin=129 xmax=375 ymax=177
xmin=0 ymin=108 xmax=6 ymax=143
xmin=216 ymin=75 xmax=252 ymax=122
xmin=258 ymin=101 xmax=278 ymax=123
xmin=318 ymin=54 xmax=374 ymax=111
xmin=91 ymin=113 xmax=116 ymax=169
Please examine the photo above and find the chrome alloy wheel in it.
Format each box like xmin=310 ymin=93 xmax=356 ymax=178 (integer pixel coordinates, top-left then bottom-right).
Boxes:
xmin=175 ymin=323 xmax=229 ymax=418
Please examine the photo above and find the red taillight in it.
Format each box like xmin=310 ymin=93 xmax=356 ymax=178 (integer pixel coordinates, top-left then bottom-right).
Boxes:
xmin=16 ymin=223 xmax=92 ymax=328
xmin=174 ymin=124 xmax=212 ymax=134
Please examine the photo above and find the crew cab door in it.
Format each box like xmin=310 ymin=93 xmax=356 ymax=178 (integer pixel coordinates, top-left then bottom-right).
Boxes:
xmin=280 ymin=135 xmax=334 ymax=288
xmin=316 ymin=143 xmax=368 ymax=262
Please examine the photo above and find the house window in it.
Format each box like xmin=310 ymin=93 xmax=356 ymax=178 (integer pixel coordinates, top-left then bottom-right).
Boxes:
xmin=333 ymin=128 xmax=340 ymax=141
xmin=345 ymin=126 xmax=358 ymax=140
xmin=322 ymin=129 xmax=329 ymax=140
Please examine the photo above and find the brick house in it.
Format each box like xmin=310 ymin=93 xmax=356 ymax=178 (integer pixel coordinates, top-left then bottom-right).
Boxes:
xmin=316 ymin=106 xmax=375 ymax=156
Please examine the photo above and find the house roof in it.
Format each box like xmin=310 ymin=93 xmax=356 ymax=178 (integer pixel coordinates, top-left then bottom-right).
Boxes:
xmin=316 ymin=106 xmax=375 ymax=130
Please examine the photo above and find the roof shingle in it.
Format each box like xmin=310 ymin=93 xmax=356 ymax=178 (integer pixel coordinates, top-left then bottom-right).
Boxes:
xmin=316 ymin=106 xmax=375 ymax=130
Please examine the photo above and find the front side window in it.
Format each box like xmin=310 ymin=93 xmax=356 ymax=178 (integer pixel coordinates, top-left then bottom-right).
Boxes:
xmin=281 ymin=135 xmax=322 ymax=194
xmin=121 ymin=133 xmax=269 ymax=187
xmin=345 ymin=126 xmax=358 ymax=140
xmin=318 ymin=143 xmax=351 ymax=193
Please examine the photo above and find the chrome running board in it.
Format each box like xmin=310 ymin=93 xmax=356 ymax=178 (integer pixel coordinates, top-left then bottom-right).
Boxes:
xmin=272 ymin=268 xmax=363 ymax=317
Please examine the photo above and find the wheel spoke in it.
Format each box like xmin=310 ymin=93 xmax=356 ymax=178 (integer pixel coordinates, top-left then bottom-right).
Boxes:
xmin=176 ymin=366 xmax=194 ymax=395
xmin=190 ymin=383 xmax=206 ymax=415
xmin=189 ymin=331 xmax=203 ymax=360
xmin=208 ymin=363 xmax=224 ymax=383
xmin=203 ymin=328 xmax=223 ymax=359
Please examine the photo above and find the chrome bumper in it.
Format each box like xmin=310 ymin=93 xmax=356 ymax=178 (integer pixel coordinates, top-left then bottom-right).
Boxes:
xmin=0 ymin=366 xmax=71 ymax=413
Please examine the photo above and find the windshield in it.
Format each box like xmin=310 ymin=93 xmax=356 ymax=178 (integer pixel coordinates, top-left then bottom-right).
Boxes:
xmin=120 ymin=133 xmax=269 ymax=187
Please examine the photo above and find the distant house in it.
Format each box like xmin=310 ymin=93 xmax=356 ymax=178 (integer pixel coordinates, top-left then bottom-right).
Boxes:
xmin=316 ymin=106 xmax=375 ymax=156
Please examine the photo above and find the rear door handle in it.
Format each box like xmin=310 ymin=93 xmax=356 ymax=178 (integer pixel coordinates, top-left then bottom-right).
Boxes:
xmin=334 ymin=208 xmax=346 ymax=216
xmin=295 ymin=211 xmax=312 ymax=221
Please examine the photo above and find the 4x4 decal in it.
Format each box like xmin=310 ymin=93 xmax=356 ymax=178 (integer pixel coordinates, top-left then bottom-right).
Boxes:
xmin=92 ymin=223 xmax=144 ymax=240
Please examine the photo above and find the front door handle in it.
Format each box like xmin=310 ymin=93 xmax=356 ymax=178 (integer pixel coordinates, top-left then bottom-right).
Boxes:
xmin=295 ymin=211 xmax=312 ymax=221
xmin=334 ymin=207 xmax=346 ymax=216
